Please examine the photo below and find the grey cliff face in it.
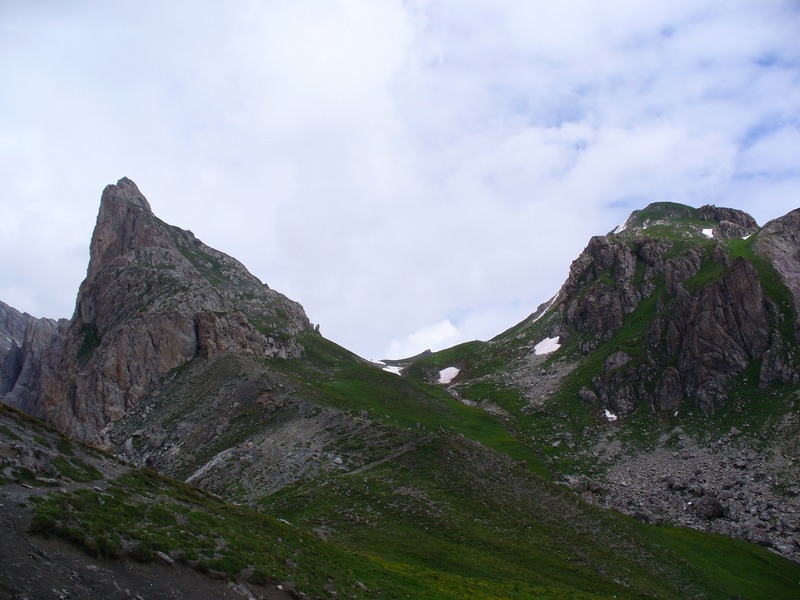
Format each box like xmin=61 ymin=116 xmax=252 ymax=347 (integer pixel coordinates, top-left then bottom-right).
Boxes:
xmin=754 ymin=208 xmax=800 ymax=339
xmin=670 ymin=257 xmax=770 ymax=411
xmin=0 ymin=301 xmax=65 ymax=414
xmin=552 ymin=203 xmax=797 ymax=415
xmin=4 ymin=178 xmax=312 ymax=442
xmin=0 ymin=300 xmax=30 ymax=393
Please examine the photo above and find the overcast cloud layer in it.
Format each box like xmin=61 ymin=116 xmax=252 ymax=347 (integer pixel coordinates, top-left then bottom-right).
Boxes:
xmin=1 ymin=1 xmax=799 ymax=359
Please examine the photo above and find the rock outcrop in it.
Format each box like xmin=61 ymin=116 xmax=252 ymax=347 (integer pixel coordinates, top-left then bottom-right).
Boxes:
xmin=551 ymin=202 xmax=797 ymax=415
xmin=699 ymin=205 xmax=759 ymax=238
xmin=0 ymin=301 xmax=65 ymax=415
xmin=3 ymin=178 xmax=312 ymax=442
xmin=754 ymin=208 xmax=800 ymax=339
xmin=1 ymin=301 xmax=33 ymax=394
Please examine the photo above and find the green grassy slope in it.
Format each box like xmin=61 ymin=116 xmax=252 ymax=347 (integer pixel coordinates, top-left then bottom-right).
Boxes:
xmin=275 ymin=332 xmax=550 ymax=477
xmin=26 ymin=429 xmax=800 ymax=599
xmin=9 ymin=333 xmax=800 ymax=599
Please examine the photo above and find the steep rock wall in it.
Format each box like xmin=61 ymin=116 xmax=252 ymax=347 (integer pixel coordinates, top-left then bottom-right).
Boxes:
xmin=3 ymin=178 xmax=312 ymax=442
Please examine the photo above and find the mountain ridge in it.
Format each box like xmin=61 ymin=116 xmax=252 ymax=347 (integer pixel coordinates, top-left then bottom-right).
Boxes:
xmin=2 ymin=179 xmax=800 ymax=598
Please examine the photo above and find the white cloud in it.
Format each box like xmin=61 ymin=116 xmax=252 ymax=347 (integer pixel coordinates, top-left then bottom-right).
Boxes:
xmin=738 ymin=126 xmax=800 ymax=178
xmin=386 ymin=319 xmax=460 ymax=360
xmin=1 ymin=1 xmax=799 ymax=357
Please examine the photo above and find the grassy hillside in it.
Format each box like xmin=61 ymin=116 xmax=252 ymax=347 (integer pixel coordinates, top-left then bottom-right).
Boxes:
xmin=6 ymin=354 xmax=799 ymax=598
xmin=23 ymin=422 xmax=800 ymax=599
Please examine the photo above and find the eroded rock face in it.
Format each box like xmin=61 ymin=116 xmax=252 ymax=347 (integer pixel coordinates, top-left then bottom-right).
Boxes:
xmin=549 ymin=203 xmax=797 ymax=415
xmin=754 ymin=208 xmax=800 ymax=340
xmin=561 ymin=237 xmax=644 ymax=354
xmin=4 ymin=178 xmax=311 ymax=442
xmin=699 ymin=205 xmax=759 ymax=238
xmin=1 ymin=301 xmax=66 ymax=415
xmin=655 ymin=367 xmax=682 ymax=411
xmin=671 ymin=258 xmax=770 ymax=411
xmin=0 ymin=301 xmax=32 ymax=394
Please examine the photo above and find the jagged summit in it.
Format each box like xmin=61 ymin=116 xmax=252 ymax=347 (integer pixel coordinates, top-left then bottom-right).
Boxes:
xmin=103 ymin=177 xmax=152 ymax=210
xmin=86 ymin=177 xmax=156 ymax=283
xmin=4 ymin=179 xmax=312 ymax=441
xmin=614 ymin=201 xmax=759 ymax=239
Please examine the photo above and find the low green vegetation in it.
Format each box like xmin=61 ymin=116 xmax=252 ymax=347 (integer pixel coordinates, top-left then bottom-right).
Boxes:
xmin=28 ymin=466 xmax=603 ymax=598
xmin=28 ymin=438 xmax=800 ymax=599
xmin=626 ymin=202 xmax=710 ymax=230
xmin=279 ymin=333 xmax=550 ymax=478
xmin=51 ymin=455 xmax=103 ymax=482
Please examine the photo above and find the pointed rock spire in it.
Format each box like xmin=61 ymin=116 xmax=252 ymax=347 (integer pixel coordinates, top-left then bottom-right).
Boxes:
xmin=86 ymin=178 xmax=162 ymax=283
xmin=6 ymin=178 xmax=313 ymax=442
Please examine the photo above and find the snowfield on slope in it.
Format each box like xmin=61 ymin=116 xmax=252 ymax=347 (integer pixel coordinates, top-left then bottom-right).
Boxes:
xmin=438 ymin=367 xmax=460 ymax=384
xmin=534 ymin=336 xmax=561 ymax=355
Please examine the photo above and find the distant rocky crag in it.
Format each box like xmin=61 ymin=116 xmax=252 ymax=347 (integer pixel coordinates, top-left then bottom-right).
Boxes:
xmin=492 ymin=201 xmax=800 ymax=560
xmin=549 ymin=202 xmax=799 ymax=416
xmin=1 ymin=178 xmax=311 ymax=443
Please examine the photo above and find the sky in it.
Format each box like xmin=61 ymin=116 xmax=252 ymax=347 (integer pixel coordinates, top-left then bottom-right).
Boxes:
xmin=1 ymin=1 xmax=799 ymax=360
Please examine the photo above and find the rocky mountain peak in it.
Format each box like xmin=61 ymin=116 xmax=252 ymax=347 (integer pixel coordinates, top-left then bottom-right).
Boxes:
xmin=617 ymin=201 xmax=759 ymax=239
xmin=86 ymin=177 xmax=160 ymax=284
xmin=104 ymin=176 xmax=152 ymax=211
xmin=3 ymin=178 xmax=312 ymax=442
xmin=550 ymin=201 xmax=797 ymax=415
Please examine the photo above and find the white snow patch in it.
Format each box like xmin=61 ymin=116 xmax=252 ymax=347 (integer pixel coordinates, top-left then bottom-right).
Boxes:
xmin=531 ymin=294 xmax=558 ymax=324
xmin=534 ymin=336 xmax=561 ymax=355
xmin=613 ymin=220 xmax=627 ymax=234
xmin=702 ymin=228 xmax=714 ymax=238
xmin=371 ymin=359 xmax=402 ymax=376
xmin=604 ymin=409 xmax=618 ymax=422
xmin=742 ymin=234 xmax=752 ymax=240
xmin=438 ymin=366 xmax=460 ymax=384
